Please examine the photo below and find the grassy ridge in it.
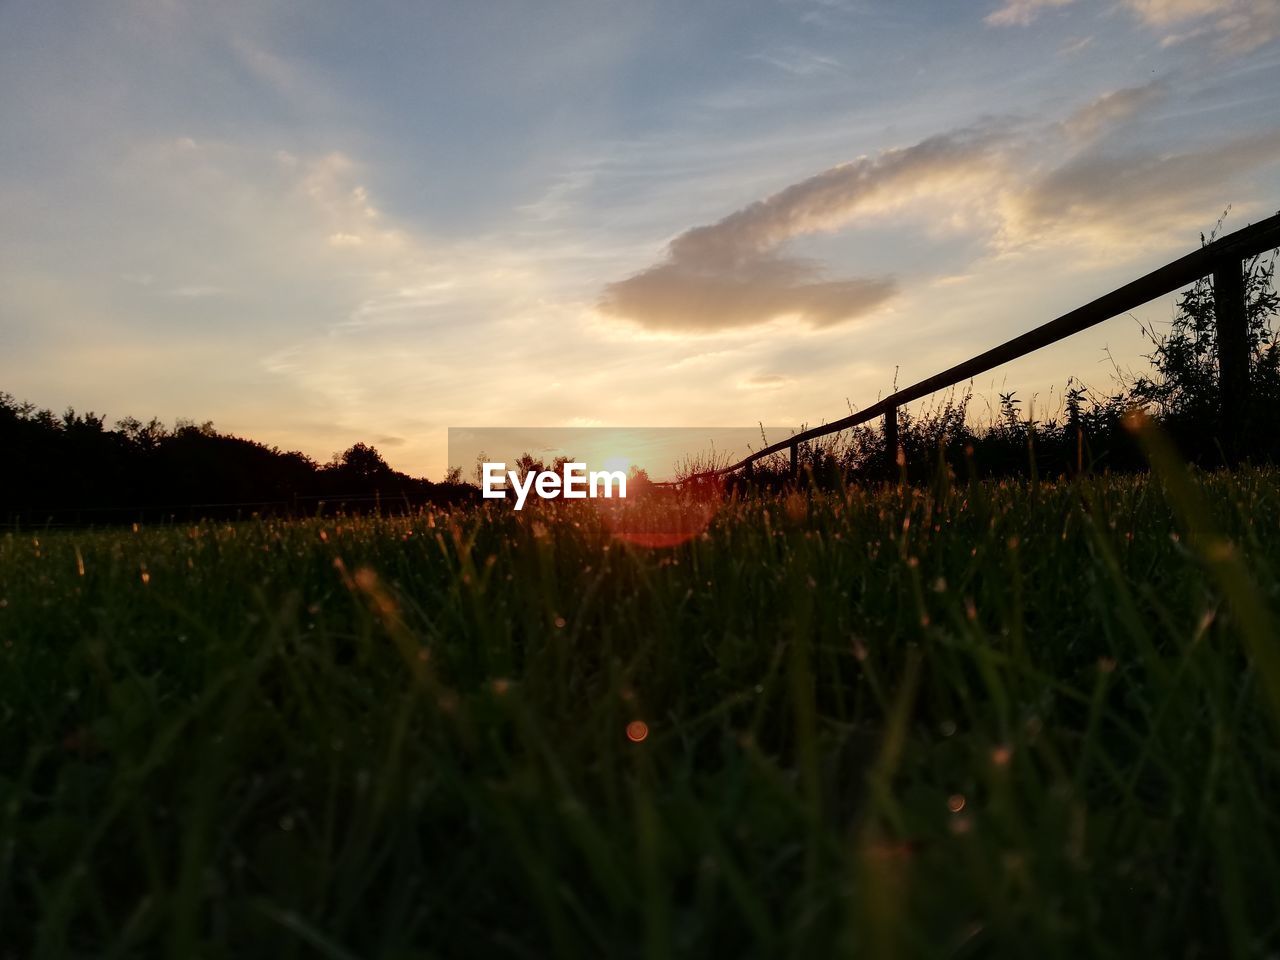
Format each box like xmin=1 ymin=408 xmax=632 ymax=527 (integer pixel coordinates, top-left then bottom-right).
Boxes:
xmin=3 ymin=460 xmax=1280 ymax=957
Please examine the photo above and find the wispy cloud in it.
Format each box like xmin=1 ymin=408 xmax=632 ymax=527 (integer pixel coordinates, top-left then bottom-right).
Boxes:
xmin=1134 ymin=0 xmax=1280 ymax=53
xmin=985 ymin=0 xmax=1074 ymax=27
xmin=741 ymin=373 xmax=791 ymax=389
xmin=748 ymin=46 xmax=843 ymax=77
xmin=1061 ymin=82 xmax=1167 ymax=142
xmin=167 ymin=285 xmax=226 ymax=298
xmin=1058 ymin=35 xmax=1095 ymax=56
xmin=1006 ymin=128 xmax=1280 ymax=245
xmin=1126 ymin=0 xmax=1227 ymax=22
xmin=601 ymin=128 xmax=1007 ymax=332
xmin=988 ymin=0 xmax=1279 ymax=53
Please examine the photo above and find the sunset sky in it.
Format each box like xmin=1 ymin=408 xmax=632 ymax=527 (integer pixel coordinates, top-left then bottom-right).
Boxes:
xmin=3 ymin=0 xmax=1279 ymax=477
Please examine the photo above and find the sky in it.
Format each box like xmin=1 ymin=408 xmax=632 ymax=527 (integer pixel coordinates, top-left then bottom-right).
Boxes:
xmin=2 ymin=0 xmax=1279 ymax=478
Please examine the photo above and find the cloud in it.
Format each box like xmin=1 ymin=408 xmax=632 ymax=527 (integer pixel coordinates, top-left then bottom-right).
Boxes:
xmin=742 ymin=373 xmax=791 ymax=389
xmin=1061 ymin=82 xmax=1166 ymax=141
xmin=602 ymin=89 xmax=1280 ymax=334
xmin=987 ymin=0 xmax=1279 ymax=52
xmin=985 ymin=0 xmax=1074 ymax=27
xmin=1007 ymin=129 xmax=1280 ymax=244
xmin=601 ymin=129 xmax=1006 ymax=332
xmin=167 ymin=285 xmax=226 ymax=298
xmin=1125 ymin=0 xmax=1230 ymax=25
xmin=602 ymin=262 xmax=896 ymax=332
xmin=1058 ymin=35 xmax=1095 ymax=55
xmin=1131 ymin=0 xmax=1280 ymax=52
xmin=749 ymin=46 xmax=843 ymax=77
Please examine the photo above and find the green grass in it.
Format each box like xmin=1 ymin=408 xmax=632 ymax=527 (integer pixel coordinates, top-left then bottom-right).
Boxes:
xmin=4 ymin=454 xmax=1280 ymax=957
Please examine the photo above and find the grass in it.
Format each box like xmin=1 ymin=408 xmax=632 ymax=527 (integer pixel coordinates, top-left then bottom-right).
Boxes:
xmin=3 ymin=445 xmax=1280 ymax=957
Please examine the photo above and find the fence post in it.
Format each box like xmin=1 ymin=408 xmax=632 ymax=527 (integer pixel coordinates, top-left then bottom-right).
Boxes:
xmin=789 ymin=442 xmax=799 ymax=479
xmin=883 ymin=405 xmax=899 ymax=476
xmin=1213 ymin=256 xmax=1248 ymax=463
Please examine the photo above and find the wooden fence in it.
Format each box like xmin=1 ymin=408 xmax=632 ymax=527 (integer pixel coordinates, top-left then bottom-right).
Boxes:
xmin=668 ymin=211 xmax=1280 ymax=482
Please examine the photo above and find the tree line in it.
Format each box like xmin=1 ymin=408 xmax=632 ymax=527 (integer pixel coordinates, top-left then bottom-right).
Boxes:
xmin=0 ymin=402 xmax=472 ymax=527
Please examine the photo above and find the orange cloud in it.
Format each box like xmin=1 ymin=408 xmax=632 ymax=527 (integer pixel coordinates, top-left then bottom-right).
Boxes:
xmin=985 ymin=0 xmax=1073 ymax=27
xmin=601 ymin=130 xmax=1005 ymax=332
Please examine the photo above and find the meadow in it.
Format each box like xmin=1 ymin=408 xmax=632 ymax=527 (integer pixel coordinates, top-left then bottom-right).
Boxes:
xmin=3 ymin=426 xmax=1280 ymax=958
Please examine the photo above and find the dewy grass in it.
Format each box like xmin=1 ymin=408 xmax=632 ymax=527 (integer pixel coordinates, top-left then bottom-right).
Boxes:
xmin=3 ymin=467 xmax=1280 ymax=957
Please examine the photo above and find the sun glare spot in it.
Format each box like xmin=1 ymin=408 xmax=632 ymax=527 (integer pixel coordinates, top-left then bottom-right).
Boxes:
xmin=601 ymin=455 xmax=632 ymax=474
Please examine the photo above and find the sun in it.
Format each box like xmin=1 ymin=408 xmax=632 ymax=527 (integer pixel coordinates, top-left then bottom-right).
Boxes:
xmin=600 ymin=455 xmax=632 ymax=474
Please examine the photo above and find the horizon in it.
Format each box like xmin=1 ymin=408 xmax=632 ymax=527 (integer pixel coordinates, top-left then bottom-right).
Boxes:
xmin=3 ymin=0 xmax=1279 ymax=479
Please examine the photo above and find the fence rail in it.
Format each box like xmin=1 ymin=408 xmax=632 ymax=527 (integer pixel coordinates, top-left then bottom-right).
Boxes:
xmin=663 ymin=211 xmax=1280 ymax=483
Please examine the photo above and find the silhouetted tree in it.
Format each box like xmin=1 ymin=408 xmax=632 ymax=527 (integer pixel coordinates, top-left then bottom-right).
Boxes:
xmin=1130 ymin=225 xmax=1280 ymax=460
xmin=334 ymin=443 xmax=392 ymax=478
xmin=0 ymin=395 xmax=472 ymax=527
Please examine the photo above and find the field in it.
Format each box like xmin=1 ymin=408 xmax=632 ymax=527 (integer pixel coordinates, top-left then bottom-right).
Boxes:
xmin=4 ymin=437 xmax=1280 ymax=957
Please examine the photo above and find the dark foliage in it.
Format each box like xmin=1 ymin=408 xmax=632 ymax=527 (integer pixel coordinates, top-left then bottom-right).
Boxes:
xmin=1130 ymin=230 xmax=1280 ymax=460
xmin=722 ymin=381 xmax=1144 ymax=493
xmin=0 ymin=398 xmax=473 ymax=527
